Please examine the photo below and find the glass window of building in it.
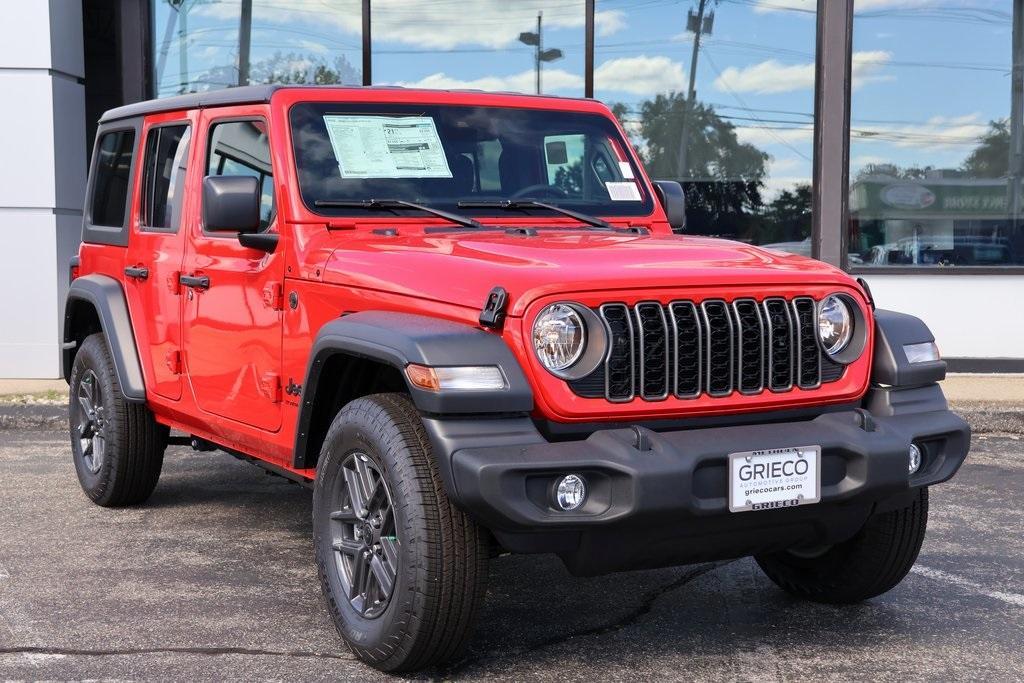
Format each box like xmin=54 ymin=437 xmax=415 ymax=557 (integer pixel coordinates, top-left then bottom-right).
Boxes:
xmin=371 ymin=2 xmax=584 ymax=98
xmin=848 ymin=1 xmax=1022 ymax=268
xmin=595 ymin=0 xmax=818 ymax=252
xmin=152 ymin=0 xmax=361 ymax=97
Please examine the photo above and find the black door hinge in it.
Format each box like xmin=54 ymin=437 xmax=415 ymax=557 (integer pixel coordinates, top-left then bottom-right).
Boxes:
xmin=479 ymin=286 xmax=509 ymax=329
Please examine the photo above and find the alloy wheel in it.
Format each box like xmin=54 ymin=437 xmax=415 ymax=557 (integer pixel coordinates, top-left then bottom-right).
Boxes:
xmin=329 ymin=451 xmax=399 ymax=619
xmin=76 ymin=370 xmax=107 ymax=475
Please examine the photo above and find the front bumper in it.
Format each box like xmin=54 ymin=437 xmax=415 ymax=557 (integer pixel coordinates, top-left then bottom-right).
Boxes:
xmin=423 ymin=384 xmax=970 ymax=575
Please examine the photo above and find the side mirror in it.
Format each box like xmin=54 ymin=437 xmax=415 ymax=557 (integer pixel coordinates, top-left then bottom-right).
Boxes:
xmin=202 ymin=175 xmax=261 ymax=233
xmin=653 ymin=180 xmax=686 ymax=233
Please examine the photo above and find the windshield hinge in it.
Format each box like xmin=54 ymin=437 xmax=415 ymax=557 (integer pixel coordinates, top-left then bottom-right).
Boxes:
xmin=479 ymin=286 xmax=509 ymax=330
xmin=263 ymin=283 xmax=284 ymax=311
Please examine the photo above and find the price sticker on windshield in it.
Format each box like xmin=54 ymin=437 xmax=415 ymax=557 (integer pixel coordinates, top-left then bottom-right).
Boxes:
xmin=606 ymin=181 xmax=642 ymax=201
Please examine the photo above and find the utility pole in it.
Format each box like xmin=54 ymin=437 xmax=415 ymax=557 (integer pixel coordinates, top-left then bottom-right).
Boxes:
xmin=676 ymin=0 xmax=715 ymax=178
xmin=1009 ymin=0 xmax=1023 ymax=231
xmin=238 ymin=0 xmax=253 ymax=86
xmin=177 ymin=0 xmax=189 ymax=94
xmin=519 ymin=12 xmax=563 ymax=95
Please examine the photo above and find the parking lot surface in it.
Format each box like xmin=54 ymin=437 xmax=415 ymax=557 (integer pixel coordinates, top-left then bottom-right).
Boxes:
xmin=0 ymin=429 xmax=1021 ymax=681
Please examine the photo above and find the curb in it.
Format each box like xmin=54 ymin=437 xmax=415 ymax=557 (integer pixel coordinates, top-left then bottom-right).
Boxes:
xmin=0 ymin=402 xmax=1020 ymax=434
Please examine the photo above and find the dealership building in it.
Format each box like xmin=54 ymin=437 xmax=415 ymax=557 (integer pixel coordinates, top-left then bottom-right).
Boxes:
xmin=2 ymin=0 xmax=1021 ymax=378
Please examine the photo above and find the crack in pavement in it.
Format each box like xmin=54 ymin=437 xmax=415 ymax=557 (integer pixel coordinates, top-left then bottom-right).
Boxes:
xmin=0 ymin=645 xmax=354 ymax=661
xmin=442 ymin=561 xmax=730 ymax=677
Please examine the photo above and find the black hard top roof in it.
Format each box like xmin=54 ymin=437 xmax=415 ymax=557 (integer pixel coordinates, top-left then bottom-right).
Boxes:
xmin=99 ymin=85 xmax=283 ymax=123
xmin=98 ymin=85 xmax=594 ymax=124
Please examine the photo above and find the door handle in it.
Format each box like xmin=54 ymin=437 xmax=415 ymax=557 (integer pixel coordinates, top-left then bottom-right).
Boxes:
xmin=124 ymin=266 xmax=149 ymax=281
xmin=179 ymin=274 xmax=210 ymax=290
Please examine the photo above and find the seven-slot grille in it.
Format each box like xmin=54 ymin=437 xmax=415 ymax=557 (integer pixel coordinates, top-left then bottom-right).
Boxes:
xmin=569 ymin=297 xmax=844 ymax=402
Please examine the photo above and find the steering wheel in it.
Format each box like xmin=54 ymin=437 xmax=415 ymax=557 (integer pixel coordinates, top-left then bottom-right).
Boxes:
xmin=511 ymin=184 xmax=568 ymax=199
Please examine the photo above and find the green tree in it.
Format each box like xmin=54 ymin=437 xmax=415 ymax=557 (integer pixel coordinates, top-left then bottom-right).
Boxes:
xmin=762 ymin=184 xmax=812 ymax=244
xmin=615 ymin=93 xmax=769 ymax=239
xmin=962 ymin=119 xmax=1009 ymax=178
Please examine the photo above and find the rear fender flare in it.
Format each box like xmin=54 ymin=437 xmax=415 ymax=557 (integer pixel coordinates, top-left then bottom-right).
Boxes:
xmin=63 ymin=274 xmax=146 ymax=403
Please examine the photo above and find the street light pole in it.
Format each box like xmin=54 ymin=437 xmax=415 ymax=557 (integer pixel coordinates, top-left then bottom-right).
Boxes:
xmin=238 ymin=0 xmax=252 ymax=86
xmin=536 ymin=11 xmax=542 ymax=94
xmin=519 ymin=12 xmax=562 ymax=95
xmin=676 ymin=0 xmax=712 ymax=179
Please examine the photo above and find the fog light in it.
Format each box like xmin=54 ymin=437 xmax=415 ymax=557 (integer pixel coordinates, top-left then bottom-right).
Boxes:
xmin=909 ymin=443 xmax=922 ymax=474
xmin=555 ymin=474 xmax=587 ymax=511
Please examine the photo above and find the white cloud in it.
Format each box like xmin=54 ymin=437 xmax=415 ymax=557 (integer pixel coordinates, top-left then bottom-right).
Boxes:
xmin=594 ymin=56 xmax=686 ymax=95
xmin=734 ymin=124 xmax=814 ymax=147
xmin=713 ymin=51 xmax=892 ymax=95
xmin=297 ymin=39 xmax=329 ymax=56
xmin=392 ymin=69 xmax=583 ymax=94
xmin=196 ymin=0 xmax=624 ymax=50
xmin=853 ymin=113 xmax=991 ymax=150
xmin=753 ymin=0 xmax=938 ymax=12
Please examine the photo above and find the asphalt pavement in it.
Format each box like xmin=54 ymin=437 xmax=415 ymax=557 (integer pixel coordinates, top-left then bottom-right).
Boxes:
xmin=0 ymin=429 xmax=1021 ymax=681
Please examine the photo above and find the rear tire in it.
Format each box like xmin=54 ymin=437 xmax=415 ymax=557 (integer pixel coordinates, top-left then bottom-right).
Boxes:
xmin=313 ymin=393 xmax=488 ymax=672
xmin=755 ymin=487 xmax=929 ymax=603
xmin=68 ymin=333 xmax=168 ymax=506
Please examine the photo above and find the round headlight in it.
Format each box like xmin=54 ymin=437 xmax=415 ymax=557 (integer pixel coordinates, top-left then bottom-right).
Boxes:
xmin=817 ymin=294 xmax=854 ymax=356
xmin=533 ymin=303 xmax=586 ymax=373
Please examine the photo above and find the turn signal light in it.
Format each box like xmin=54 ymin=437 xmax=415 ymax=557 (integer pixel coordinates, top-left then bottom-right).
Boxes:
xmin=405 ymin=364 xmax=507 ymax=392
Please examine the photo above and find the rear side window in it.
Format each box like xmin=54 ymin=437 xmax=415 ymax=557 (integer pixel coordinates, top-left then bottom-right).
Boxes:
xmin=90 ymin=130 xmax=136 ymax=228
xmin=141 ymin=124 xmax=191 ymax=231
xmin=206 ymin=120 xmax=274 ymax=230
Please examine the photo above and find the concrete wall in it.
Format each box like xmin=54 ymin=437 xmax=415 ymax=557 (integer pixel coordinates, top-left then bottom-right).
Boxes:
xmin=0 ymin=0 xmax=85 ymax=377
xmin=861 ymin=274 xmax=1023 ymax=359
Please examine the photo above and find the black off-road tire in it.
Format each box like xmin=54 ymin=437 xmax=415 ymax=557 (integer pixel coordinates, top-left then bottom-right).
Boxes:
xmin=69 ymin=333 xmax=168 ymax=506
xmin=313 ymin=393 xmax=488 ymax=672
xmin=755 ymin=487 xmax=929 ymax=603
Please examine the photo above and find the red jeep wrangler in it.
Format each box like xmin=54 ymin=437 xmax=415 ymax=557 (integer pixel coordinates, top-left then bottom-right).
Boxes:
xmin=63 ymin=85 xmax=969 ymax=672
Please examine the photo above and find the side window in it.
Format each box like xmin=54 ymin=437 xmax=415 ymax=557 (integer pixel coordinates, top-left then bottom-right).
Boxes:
xmin=90 ymin=130 xmax=136 ymax=228
xmin=206 ymin=120 xmax=274 ymax=230
xmin=141 ymin=124 xmax=191 ymax=231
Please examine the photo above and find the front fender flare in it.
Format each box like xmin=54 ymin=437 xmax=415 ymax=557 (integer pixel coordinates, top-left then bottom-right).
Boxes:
xmin=63 ymin=274 xmax=146 ymax=403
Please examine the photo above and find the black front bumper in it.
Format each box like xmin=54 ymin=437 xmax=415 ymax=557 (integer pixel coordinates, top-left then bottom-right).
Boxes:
xmin=423 ymin=384 xmax=970 ymax=575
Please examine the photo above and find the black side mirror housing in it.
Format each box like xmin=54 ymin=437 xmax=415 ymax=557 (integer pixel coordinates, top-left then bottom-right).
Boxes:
xmin=653 ymin=180 xmax=686 ymax=233
xmin=202 ymin=175 xmax=261 ymax=233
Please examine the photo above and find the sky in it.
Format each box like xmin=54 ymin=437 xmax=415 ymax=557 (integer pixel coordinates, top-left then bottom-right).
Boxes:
xmin=153 ymin=0 xmax=1014 ymax=200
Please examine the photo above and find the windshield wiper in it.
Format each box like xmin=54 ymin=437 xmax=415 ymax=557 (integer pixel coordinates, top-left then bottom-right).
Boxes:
xmin=457 ymin=199 xmax=612 ymax=229
xmin=314 ymin=198 xmax=482 ymax=229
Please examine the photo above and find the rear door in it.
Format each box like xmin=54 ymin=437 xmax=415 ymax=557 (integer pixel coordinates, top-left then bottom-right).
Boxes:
xmin=181 ymin=109 xmax=285 ymax=431
xmin=123 ymin=112 xmax=196 ymax=400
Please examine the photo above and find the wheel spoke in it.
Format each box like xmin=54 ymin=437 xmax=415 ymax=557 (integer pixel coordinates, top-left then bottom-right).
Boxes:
xmin=369 ymin=553 xmax=395 ymax=597
xmin=342 ymin=466 xmax=368 ymax=516
xmin=332 ymin=537 xmax=361 ymax=557
xmin=380 ymin=536 xmax=399 ymax=570
xmin=353 ymin=457 xmax=376 ymax=512
xmin=329 ymin=508 xmax=358 ymax=522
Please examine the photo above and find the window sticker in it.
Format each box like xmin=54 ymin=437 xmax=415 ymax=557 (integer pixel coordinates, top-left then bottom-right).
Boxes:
xmin=606 ymin=181 xmax=642 ymax=201
xmin=618 ymin=161 xmax=635 ymax=180
xmin=322 ymin=115 xmax=453 ymax=179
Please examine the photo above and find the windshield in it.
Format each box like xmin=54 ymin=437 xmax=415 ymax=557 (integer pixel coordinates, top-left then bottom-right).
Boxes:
xmin=289 ymin=102 xmax=654 ymax=219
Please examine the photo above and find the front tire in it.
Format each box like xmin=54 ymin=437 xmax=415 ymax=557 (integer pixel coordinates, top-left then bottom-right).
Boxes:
xmin=755 ymin=487 xmax=929 ymax=603
xmin=313 ymin=393 xmax=488 ymax=672
xmin=68 ymin=333 xmax=168 ymax=506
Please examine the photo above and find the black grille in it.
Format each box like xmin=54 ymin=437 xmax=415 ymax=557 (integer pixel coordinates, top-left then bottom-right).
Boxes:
xmin=569 ymin=296 xmax=845 ymax=401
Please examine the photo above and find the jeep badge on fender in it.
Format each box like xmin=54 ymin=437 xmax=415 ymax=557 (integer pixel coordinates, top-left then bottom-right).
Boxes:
xmin=62 ymin=85 xmax=970 ymax=674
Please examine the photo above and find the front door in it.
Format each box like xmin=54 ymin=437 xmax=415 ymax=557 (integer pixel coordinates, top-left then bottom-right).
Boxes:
xmin=181 ymin=110 xmax=284 ymax=432
xmin=124 ymin=113 xmax=196 ymax=401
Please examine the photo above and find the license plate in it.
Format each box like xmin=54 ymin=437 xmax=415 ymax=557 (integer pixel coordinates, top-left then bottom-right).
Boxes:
xmin=728 ymin=446 xmax=821 ymax=513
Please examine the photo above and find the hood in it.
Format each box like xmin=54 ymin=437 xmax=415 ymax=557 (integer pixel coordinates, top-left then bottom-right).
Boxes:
xmin=320 ymin=229 xmax=852 ymax=316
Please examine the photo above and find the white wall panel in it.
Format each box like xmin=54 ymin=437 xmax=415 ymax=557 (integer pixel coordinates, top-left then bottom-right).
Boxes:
xmin=861 ymin=275 xmax=1024 ymax=359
